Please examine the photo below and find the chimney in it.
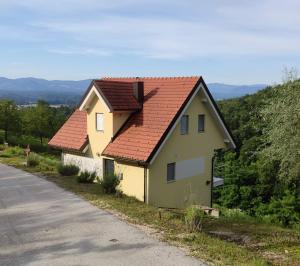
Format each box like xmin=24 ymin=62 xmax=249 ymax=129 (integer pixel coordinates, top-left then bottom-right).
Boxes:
xmin=133 ymin=81 xmax=144 ymax=106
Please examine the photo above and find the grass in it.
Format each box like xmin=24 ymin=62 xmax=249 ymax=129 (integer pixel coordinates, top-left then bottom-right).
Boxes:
xmin=0 ymin=151 xmax=299 ymax=266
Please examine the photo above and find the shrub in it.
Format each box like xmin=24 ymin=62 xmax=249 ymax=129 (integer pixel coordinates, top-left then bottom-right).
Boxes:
xmin=77 ymin=170 xmax=96 ymax=183
xmin=0 ymin=146 xmax=24 ymax=157
xmin=185 ymin=206 xmax=206 ymax=232
xmin=27 ymin=153 xmax=40 ymax=167
xmin=100 ymin=174 xmax=120 ymax=194
xmin=57 ymin=163 xmax=80 ymax=176
xmin=256 ymin=191 xmax=300 ymax=227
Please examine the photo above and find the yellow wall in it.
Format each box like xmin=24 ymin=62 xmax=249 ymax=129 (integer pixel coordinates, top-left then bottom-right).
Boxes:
xmin=86 ymin=91 xmax=130 ymax=158
xmin=148 ymin=89 xmax=227 ymax=208
xmin=114 ymin=161 xmax=145 ymax=201
xmin=87 ymin=95 xmax=113 ymax=158
xmin=113 ymin=112 xmax=130 ymax=135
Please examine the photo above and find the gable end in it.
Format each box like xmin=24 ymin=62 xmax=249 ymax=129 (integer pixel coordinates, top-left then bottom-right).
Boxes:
xmin=148 ymin=78 xmax=236 ymax=165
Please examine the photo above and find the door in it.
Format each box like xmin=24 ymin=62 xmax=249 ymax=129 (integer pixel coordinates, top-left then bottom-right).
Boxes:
xmin=104 ymin=159 xmax=115 ymax=177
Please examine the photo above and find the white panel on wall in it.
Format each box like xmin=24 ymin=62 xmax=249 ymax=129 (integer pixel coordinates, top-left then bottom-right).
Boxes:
xmin=175 ymin=157 xmax=205 ymax=180
xmin=62 ymin=153 xmax=103 ymax=177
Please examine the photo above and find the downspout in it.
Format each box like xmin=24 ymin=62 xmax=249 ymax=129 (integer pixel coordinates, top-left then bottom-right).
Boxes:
xmin=144 ymin=166 xmax=148 ymax=203
xmin=210 ymin=151 xmax=216 ymax=208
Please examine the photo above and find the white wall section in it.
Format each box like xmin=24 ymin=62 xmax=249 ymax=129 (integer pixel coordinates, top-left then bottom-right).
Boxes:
xmin=175 ymin=157 xmax=205 ymax=180
xmin=62 ymin=153 xmax=103 ymax=176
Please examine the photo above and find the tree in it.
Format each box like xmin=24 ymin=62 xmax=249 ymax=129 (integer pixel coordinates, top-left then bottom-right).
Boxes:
xmin=0 ymin=99 xmax=20 ymax=142
xmin=260 ymin=79 xmax=300 ymax=189
xmin=23 ymin=100 xmax=54 ymax=144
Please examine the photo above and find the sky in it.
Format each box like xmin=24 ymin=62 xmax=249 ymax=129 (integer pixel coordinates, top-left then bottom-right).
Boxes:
xmin=0 ymin=0 xmax=300 ymax=84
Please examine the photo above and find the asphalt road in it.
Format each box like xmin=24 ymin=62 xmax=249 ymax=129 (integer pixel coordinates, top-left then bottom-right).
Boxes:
xmin=0 ymin=163 xmax=205 ymax=266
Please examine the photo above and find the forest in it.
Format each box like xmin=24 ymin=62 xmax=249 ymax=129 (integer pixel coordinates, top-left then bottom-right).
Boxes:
xmin=0 ymin=76 xmax=299 ymax=228
xmin=214 ymin=76 xmax=300 ymax=227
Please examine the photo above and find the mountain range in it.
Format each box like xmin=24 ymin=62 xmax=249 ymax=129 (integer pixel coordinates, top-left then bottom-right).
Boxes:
xmin=0 ymin=77 xmax=267 ymax=105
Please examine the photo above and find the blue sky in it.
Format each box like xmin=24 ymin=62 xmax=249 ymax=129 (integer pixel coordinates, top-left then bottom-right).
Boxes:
xmin=0 ymin=0 xmax=299 ymax=84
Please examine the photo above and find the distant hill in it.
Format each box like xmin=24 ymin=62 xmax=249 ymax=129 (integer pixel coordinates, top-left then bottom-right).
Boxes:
xmin=0 ymin=77 xmax=267 ymax=104
xmin=208 ymin=83 xmax=267 ymax=100
xmin=0 ymin=77 xmax=91 ymax=105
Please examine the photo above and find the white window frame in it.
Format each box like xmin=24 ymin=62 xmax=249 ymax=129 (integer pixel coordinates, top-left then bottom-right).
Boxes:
xmin=96 ymin=113 xmax=104 ymax=131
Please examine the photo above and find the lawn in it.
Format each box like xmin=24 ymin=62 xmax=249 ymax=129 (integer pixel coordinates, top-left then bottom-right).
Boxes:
xmin=0 ymin=149 xmax=299 ymax=266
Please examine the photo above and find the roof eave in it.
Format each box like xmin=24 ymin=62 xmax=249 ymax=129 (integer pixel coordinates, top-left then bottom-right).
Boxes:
xmin=101 ymin=152 xmax=148 ymax=165
xmin=48 ymin=138 xmax=89 ymax=153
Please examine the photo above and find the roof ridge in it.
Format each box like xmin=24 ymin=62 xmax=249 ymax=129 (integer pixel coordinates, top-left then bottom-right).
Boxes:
xmin=95 ymin=79 xmax=134 ymax=84
xmin=102 ymin=76 xmax=201 ymax=80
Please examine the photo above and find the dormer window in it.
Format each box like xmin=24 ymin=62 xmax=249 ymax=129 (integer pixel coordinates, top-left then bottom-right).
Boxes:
xmin=96 ymin=113 xmax=104 ymax=131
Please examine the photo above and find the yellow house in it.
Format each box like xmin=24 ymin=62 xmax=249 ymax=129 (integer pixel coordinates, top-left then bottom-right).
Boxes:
xmin=49 ymin=76 xmax=236 ymax=208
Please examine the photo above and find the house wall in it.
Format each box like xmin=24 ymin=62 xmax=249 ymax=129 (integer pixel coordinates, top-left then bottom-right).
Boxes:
xmin=148 ymin=89 xmax=227 ymax=208
xmin=114 ymin=161 xmax=145 ymax=201
xmin=113 ymin=112 xmax=130 ymax=135
xmin=62 ymin=152 xmax=103 ymax=176
xmin=87 ymin=95 xmax=113 ymax=158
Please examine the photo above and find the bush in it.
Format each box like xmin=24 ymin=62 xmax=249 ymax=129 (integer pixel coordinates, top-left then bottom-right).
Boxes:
xmin=256 ymin=191 xmax=300 ymax=227
xmin=100 ymin=174 xmax=120 ymax=194
xmin=57 ymin=163 xmax=80 ymax=176
xmin=0 ymin=146 xmax=24 ymax=157
xmin=185 ymin=206 xmax=206 ymax=232
xmin=76 ymin=170 xmax=96 ymax=183
xmin=27 ymin=153 xmax=40 ymax=167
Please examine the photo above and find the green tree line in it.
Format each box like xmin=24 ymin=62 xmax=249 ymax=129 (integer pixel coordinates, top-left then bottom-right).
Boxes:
xmin=0 ymin=99 xmax=72 ymax=146
xmin=214 ymin=77 xmax=300 ymax=227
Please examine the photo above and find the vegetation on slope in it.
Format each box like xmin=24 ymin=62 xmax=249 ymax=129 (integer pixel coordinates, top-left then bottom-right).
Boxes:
xmin=214 ymin=77 xmax=300 ymax=227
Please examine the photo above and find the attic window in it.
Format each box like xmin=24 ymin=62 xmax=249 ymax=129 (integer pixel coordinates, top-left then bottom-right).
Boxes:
xmin=198 ymin=114 xmax=205 ymax=132
xmin=167 ymin=163 xmax=176 ymax=182
xmin=96 ymin=113 xmax=104 ymax=131
xmin=180 ymin=115 xmax=189 ymax=135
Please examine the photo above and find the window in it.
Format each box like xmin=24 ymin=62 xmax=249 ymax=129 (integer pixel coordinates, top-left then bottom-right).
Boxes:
xmin=167 ymin=163 xmax=176 ymax=182
xmin=96 ymin=113 xmax=104 ymax=131
xmin=180 ymin=115 xmax=189 ymax=135
xmin=198 ymin=114 xmax=205 ymax=132
xmin=104 ymin=159 xmax=114 ymax=177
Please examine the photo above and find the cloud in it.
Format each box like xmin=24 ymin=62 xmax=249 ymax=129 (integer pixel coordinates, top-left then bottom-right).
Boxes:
xmin=1 ymin=1 xmax=300 ymax=60
xmin=47 ymin=48 xmax=111 ymax=56
xmin=31 ymin=14 xmax=300 ymax=59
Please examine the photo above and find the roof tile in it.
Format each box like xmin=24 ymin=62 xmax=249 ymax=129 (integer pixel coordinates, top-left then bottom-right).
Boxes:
xmin=102 ymin=77 xmax=200 ymax=162
xmin=94 ymin=80 xmax=141 ymax=111
xmin=48 ymin=109 xmax=87 ymax=151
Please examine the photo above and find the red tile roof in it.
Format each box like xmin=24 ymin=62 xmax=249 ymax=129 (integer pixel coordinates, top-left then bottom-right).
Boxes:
xmin=48 ymin=109 xmax=87 ymax=151
xmin=102 ymin=76 xmax=201 ymax=162
xmin=94 ymin=80 xmax=141 ymax=111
